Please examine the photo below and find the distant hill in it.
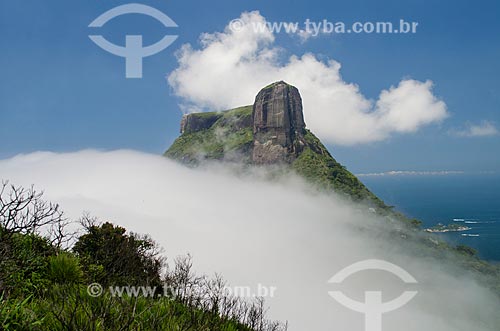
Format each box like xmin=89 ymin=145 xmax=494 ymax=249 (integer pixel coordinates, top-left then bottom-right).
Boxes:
xmin=165 ymin=81 xmax=386 ymax=210
xmin=165 ymin=81 xmax=500 ymax=294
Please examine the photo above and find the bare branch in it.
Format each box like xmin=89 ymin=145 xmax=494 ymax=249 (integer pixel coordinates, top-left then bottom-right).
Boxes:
xmin=0 ymin=181 xmax=69 ymax=245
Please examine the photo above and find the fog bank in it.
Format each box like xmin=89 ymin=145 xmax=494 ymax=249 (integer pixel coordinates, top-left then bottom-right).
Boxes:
xmin=0 ymin=150 xmax=498 ymax=331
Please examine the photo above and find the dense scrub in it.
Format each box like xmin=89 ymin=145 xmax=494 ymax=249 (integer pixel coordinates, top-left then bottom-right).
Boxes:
xmin=0 ymin=182 xmax=287 ymax=331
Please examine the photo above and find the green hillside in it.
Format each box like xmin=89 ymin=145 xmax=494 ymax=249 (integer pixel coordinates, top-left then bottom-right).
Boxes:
xmin=165 ymin=106 xmax=254 ymax=164
xmin=165 ymin=105 xmax=386 ymax=209
xmin=164 ymin=105 xmax=500 ymax=295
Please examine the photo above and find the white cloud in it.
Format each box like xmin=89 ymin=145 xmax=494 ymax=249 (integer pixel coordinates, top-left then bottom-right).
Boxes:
xmin=451 ymin=121 xmax=499 ymax=137
xmin=1 ymin=150 xmax=499 ymax=330
xmin=167 ymin=11 xmax=448 ymax=145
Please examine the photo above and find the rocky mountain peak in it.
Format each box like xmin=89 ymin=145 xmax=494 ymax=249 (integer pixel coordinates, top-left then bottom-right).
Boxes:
xmin=252 ymin=81 xmax=306 ymax=164
xmin=165 ymin=81 xmax=386 ymax=208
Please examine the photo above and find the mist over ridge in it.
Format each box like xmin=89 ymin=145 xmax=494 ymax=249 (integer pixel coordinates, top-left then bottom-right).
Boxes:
xmin=1 ymin=149 xmax=499 ymax=330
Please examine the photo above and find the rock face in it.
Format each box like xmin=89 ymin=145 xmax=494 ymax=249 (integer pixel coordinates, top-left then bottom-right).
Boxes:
xmin=176 ymin=81 xmax=307 ymax=164
xmin=252 ymin=81 xmax=306 ymax=164
xmin=180 ymin=113 xmax=222 ymax=134
xmin=165 ymin=81 xmax=386 ymax=208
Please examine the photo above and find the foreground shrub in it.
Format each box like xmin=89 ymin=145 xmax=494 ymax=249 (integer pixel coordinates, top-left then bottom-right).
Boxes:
xmin=47 ymin=253 xmax=83 ymax=285
xmin=73 ymin=221 xmax=164 ymax=288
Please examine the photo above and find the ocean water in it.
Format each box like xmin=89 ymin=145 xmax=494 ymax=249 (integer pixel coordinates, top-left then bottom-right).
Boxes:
xmin=360 ymin=173 xmax=500 ymax=262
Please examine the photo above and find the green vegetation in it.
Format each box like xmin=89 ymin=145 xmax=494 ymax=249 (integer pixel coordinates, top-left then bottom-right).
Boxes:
xmin=166 ymin=107 xmax=386 ymax=210
xmin=165 ymin=106 xmax=253 ymax=164
xmin=188 ymin=111 xmax=221 ymax=120
xmin=455 ymin=244 xmax=478 ymax=257
xmin=164 ymin=107 xmax=500 ymax=295
xmin=73 ymin=221 xmax=163 ymax=288
xmin=167 ymin=107 xmax=440 ymax=232
xmin=291 ymin=130 xmax=386 ymax=208
xmin=164 ymin=108 xmax=446 ymax=230
xmin=0 ymin=182 xmax=286 ymax=331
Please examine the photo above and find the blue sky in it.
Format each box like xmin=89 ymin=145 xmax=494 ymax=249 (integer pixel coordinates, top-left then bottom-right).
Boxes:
xmin=1 ymin=0 xmax=499 ymax=173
